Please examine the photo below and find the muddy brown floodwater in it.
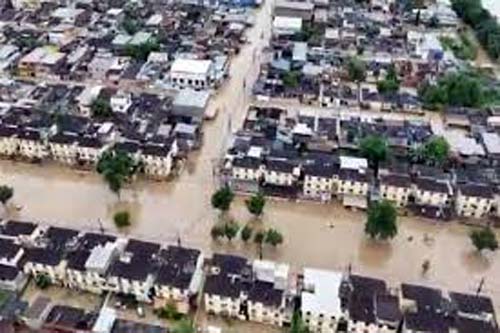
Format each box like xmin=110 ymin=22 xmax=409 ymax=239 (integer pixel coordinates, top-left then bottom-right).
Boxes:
xmin=1 ymin=0 xmax=500 ymax=314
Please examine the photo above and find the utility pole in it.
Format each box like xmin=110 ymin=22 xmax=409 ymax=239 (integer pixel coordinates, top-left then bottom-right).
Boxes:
xmin=476 ymin=277 xmax=485 ymax=295
xmin=97 ymin=218 xmax=104 ymax=234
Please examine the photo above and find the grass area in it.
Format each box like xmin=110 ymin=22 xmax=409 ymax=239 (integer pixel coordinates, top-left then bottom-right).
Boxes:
xmin=439 ymin=32 xmax=477 ymax=61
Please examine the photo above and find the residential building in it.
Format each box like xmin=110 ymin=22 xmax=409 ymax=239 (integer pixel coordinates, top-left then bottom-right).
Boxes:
xmin=48 ymin=133 xmax=78 ymax=165
xmin=204 ymin=254 xmax=249 ymax=319
xmin=107 ymin=239 xmax=160 ymax=302
xmin=301 ymin=268 xmax=345 ymax=333
xmin=456 ymin=183 xmax=494 ymax=218
xmin=272 ymin=16 xmax=303 ymax=36
xmin=141 ymin=140 xmax=178 ymax=179
xmin=16 ymin=129 xmax=48 ymax=160
xmin=345 ymin=275 xmax=401 ymax=333
xmin=64 ymin=233 xmax=119 ymax=294
xmin=231 ymin=156 xmax=263 ymax=182
xmin=263 ymin=159 xmax=299 ymax=186
xmin=170 ymin=59 xmax=215 ymax=89
xmin=75 ymin=136 xmax=105 ymax=166
xmin=0 ymin=238 xmax=27 ymax=291
xmin=274 ymin=0 xmax=314 ymax=20
xmin=413 ymin=177 xmax=452 ymax=207
xmin=204 ymin=254 xmax=289 ymax=326
xmin=154 ymin=246 xmax=204 ymax=314
xmin=0 ymin=126 xmax=20 ymax=157
xmin=302 ymin=162 xmax=339 ymax=202
xmin=17 ymin=47 xmax=66 ymax=79
xmin=380 ymin=174 xmax=412 ymax=207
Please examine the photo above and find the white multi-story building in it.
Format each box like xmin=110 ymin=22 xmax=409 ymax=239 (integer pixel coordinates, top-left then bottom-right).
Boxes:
xmin=231 ymin=157 xmax=264 ymax=182
xmin=154 ymin=246 xmax=204 ymax=314
xmin=106 ymin=240 xmax=160 ymax=303
xmin=301 ymin=268 xmax=345 ymax=333
xmin=170 ymin=58 xmax=215 ymax=89
xmin=380 ymin=174 xmax=412 ymax=207
xmin=302 ymin=163 xmax=339 ymax=202
xmin=48 ymin=133 xmax=78 ymax=165
xmin=16 ymin=129 xmax=48 ymax=160
xmin=456 ymin=183 xmax=494 ymax=219
xmin=0 ymin=125 xmax=20 ymax=157
xmin=141 ymin=140 xmax=178 ymax=179
xmin=413 ymin=177 xmax=452 ymax=207
xmin=75 ymin=136 xmax=105 ymax=166
xmin=65 ymin=234 xmax=120 ymax=294
xmin=263 ymin=160 xmax=300 ymax=186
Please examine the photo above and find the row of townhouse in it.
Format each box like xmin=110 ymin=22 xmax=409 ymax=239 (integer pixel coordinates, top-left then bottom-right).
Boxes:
xmin=0 ymin=124 xmax=178 ymax=179
xmin=229 ymin=150 xmax=497 ymax=219
xmin=0 ymin=220 xmax=497 ymax=333
xmin=0 ymin=220 xmax=203 ymax=314
xmin=379 ymin=172 xmax=497 ymax=220
xmin=230 ymin=155 xmax=371 ymax=208
xmin=202 ymin=253 xmax=498 ymax=333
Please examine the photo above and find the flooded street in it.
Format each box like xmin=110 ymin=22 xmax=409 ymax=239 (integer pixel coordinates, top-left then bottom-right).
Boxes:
xmin=1 ymin=0 xmax=500 ymax=314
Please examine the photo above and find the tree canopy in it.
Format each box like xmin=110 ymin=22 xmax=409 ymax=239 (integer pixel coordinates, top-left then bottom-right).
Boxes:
xmin=241 ymin=224 xmax=253 ymax=242
xmin=114 ymin=211 xmax=131 ymax=228
xmin=451 ymin=0 xmax=500 ymax=60
xmin=0 ymin=185 xmax=13 ymax=206
xmin=224 ymin=221 xmax=240 ymax=241
xmin=418 ymin=71 xmax=498 ymax=110
xmin=91 ymin=97 xmax=113 ymax=119
xmin=211 ymin=186 xmax=234 ymax=212
xmin=347 ymin=57 xmax=367 ymax=83
xmin=359 ymin=135 xmax=389 ymax=177
xmin=365 ymin=200 xmax=398 ymax=240
xmin=282 ymin=71 xmax=301 ymax=88
xmin=265 ymin=228 xmax=284 ymax=247
xmin=413 ymin=136 xmax=450 ymax=167
xmin=290 ymin=311 xmax=308 ymax=333
xmin=246 ymin=193 xmax=266 ymax=217
xmin=97 ymin=149 xmax=138 ymax=195
xmin=377 ymin=66 xmax=400 ymax=106
xmin=124 ymin=39 xmax=160 ymax=62
xmin=470 ymin=228 xmax=498 ymax=252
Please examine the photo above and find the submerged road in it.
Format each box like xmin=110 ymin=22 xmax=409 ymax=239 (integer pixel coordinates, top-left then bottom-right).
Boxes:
xmin=2 ymin=0 xmax=500 ymax=311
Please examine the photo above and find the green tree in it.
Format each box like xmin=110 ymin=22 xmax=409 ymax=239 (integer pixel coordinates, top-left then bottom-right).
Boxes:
xmin=254 ymin=230 xmax=265 ymax=259
xmin=35 ymin=274 xmax=51 ymax=289
xmin=377 ymin=65 xmax=400 ymax=110
xmin=347 ymin=57 xmax=366 ymax=105
xmin=97 ymin=149 xmax=138 ymax=196
xmin=282 ymin=71 xmax=300 ymax=88
xmin=419 ymin=136 xmax=450 ymax=167
xmin=124 ymin=39 xmax=160 ymax=61
xmin=246 ymin=193 xmax=266 ymax=217
xmin=91 ymin=97 xmax=113 ymax=119
xmin=173 ymin=319 xmax=195 ymax=333
xmin=157 ymin=302 xmax=182 ymax=320
xmin=365 ymin=200 xmax=398 ymax=240
xmin=210 ymin=225 xmax=225 ymax=240
xmin=113 ymin=211 xmax=131 ymax=228
xmin=121 ymin=17 xmax=140 ymax=35
xmin=470 ymin=228 xmax=498 ymax=252
xmin=419 ymin=71 xmax=490 ymax=110
xmin=0 ymin=185 xmax=13 ymax=207
xmin=241 ymin=224 xmax=253 ymax=242
xmin=290 ymin=311 xmax=308 ymax=333
xmin=265 ymin=228 xmax=284 ymax=247
xmin=224 ymin=221 xmax=240 ymax=241
xmin=211 ymin=186 xmax=234 ymax=212
xmin=359 ymin=135 xmax=388 ymax=178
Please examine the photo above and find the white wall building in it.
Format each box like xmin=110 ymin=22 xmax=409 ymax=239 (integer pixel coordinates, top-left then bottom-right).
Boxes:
xmin=170 ymin=59 xmax=215 ymax=89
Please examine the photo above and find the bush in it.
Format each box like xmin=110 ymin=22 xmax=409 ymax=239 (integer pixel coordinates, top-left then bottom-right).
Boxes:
xmin=114 ymin=211 xmax=131 ymax=228
xmin=35 ymin=274 xmax=51 ymax=289
xmin=241 ymin=225 xmax=253 ymax=242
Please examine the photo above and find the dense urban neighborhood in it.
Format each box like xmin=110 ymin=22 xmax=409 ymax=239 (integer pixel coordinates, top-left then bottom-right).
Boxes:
xmin=0 ymin=0 xmax=500 ymax=331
